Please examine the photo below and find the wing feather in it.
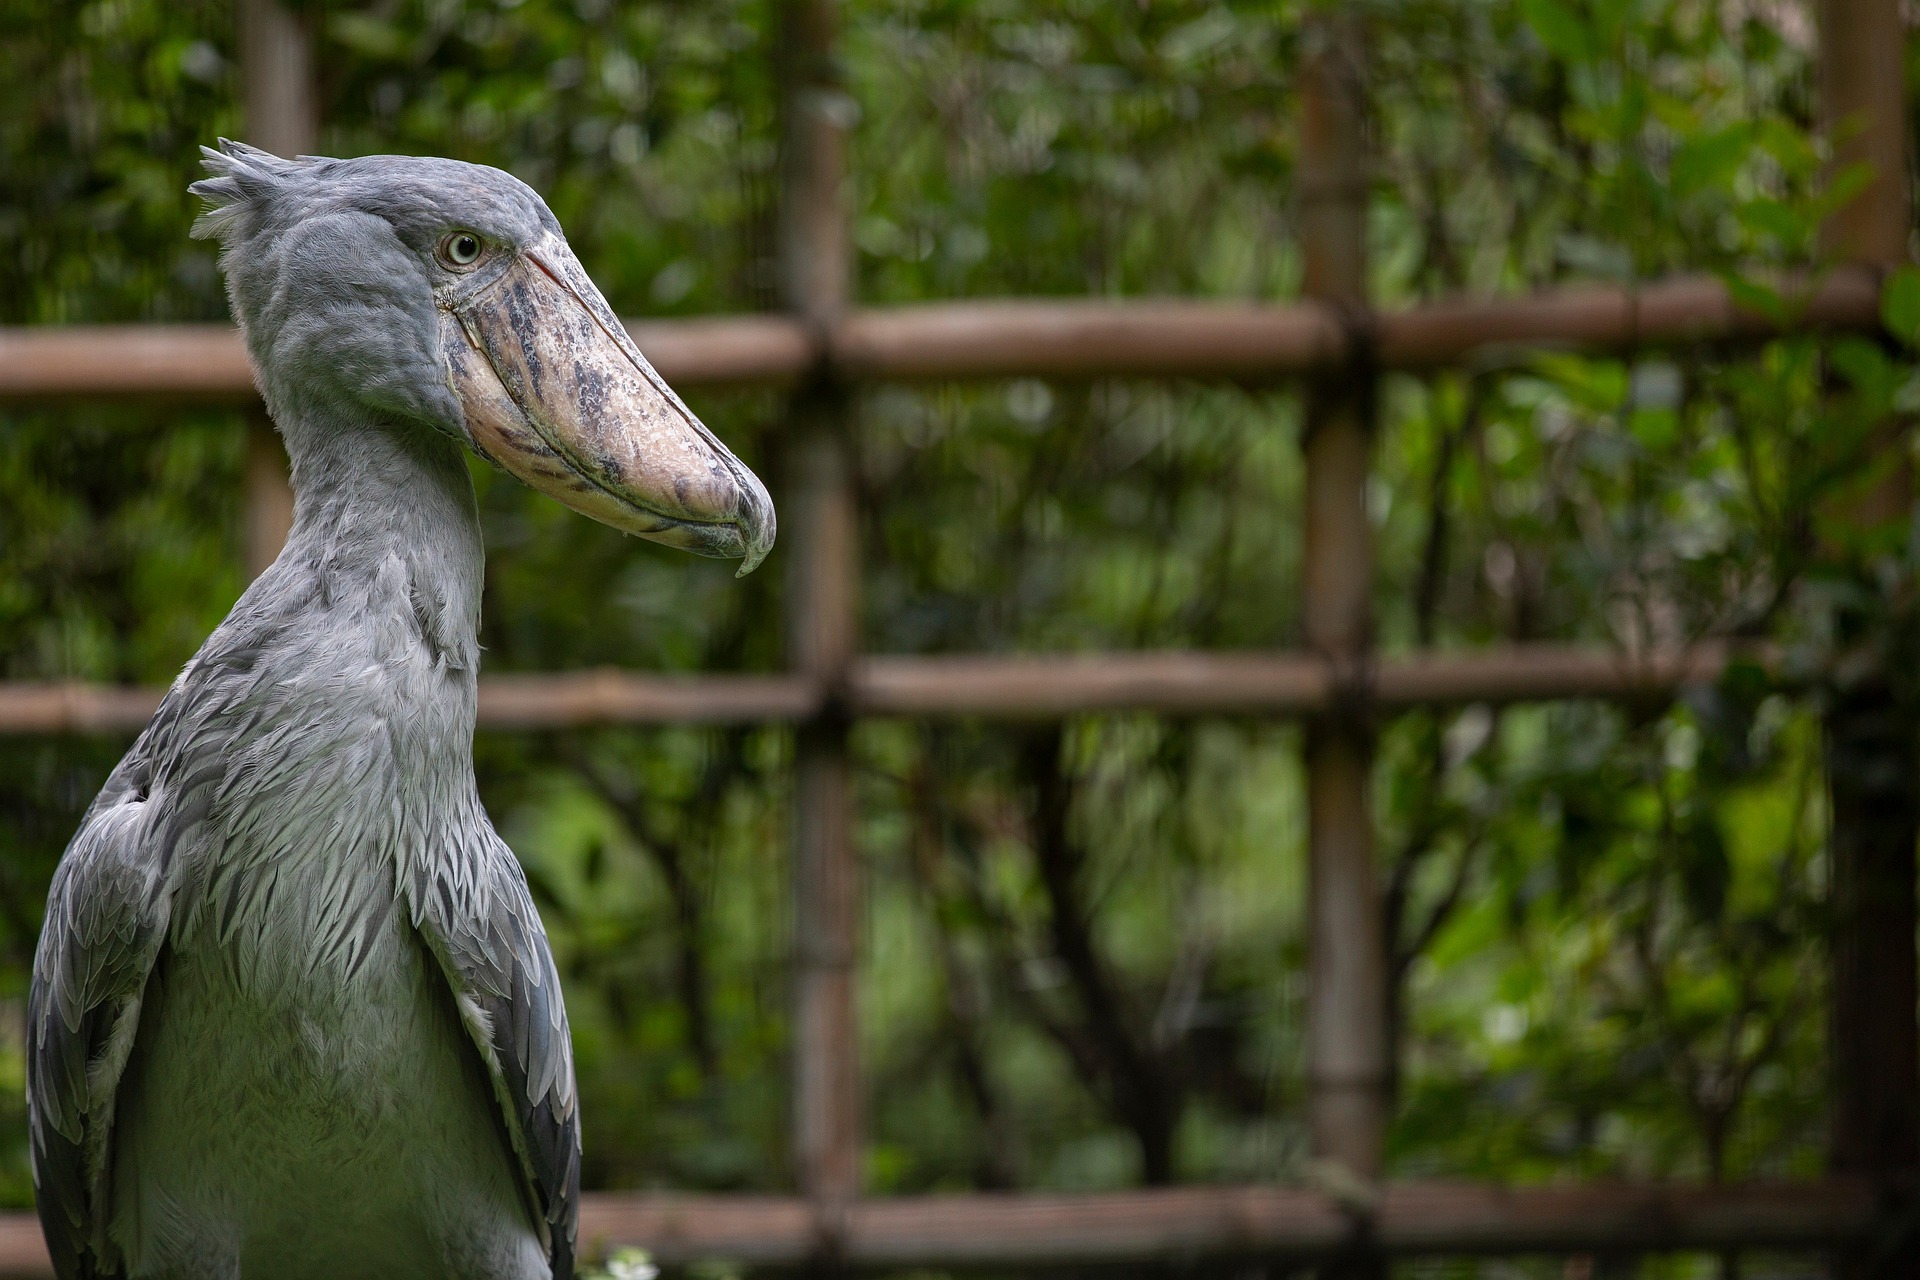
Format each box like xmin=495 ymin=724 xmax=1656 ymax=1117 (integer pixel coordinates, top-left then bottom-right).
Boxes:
xmin=27 ymin=780 xmax=172 ymax=1280
xmin=26 ymin=658 xmax=242 ymax=1280
xmin=407 ymin=826 xmax=580 ymax=1280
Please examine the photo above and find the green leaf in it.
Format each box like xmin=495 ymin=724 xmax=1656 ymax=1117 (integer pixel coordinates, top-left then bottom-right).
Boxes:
xmin=1628 ymin=406 xmax=1678 ymax=449
xmin=1671 ymin=123 xmax=1753 ymax=199
xmin=1719 ymin=271 xmax=1788 ymax=326
xmin=1881 ymin=265 xmax=1920 ymax=348
xmin=1588 ymin=0 xmax=1634 ymax=46
xmin=1815 ymin=159 xmax=1877 ymax=221
xmin=1521 ymin=0 xmax=1596 ymax=63
xmin=1756 ymin=117 xmax=1820 ymax=178
xmin=1831 ymin=336 xmax=1896 ymax=407
xmin=1734 ymin=197 xmax=1806 ymax=247
xmin=328 ymin=13 xmax=410 ymax=60
xmin=1532 ymin=352 xmax=1629 ymax=411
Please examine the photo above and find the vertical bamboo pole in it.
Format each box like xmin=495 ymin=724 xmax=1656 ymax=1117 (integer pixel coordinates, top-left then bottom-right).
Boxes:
xmin=237 ymin=0 xmax=308 ymax=578
xmin=1817 ymin=0 xmax=1908 ymax=272
xmin=779 ymin=0 xmax=862 ymax=1209
xmin=1298 ymin=3 xmax=1388 ymax=1219
xmin=1817 ymin=2 xmax=1917 ymax=1274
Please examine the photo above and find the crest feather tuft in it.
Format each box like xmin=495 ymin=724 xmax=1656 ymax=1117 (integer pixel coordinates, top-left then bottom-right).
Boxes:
xmin=188 ymin=139 xmax=300 ymax=242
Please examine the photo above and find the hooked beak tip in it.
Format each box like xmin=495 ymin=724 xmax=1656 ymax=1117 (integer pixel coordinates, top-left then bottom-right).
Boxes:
xmin=733 ymin=478 xmax=777 ymax=577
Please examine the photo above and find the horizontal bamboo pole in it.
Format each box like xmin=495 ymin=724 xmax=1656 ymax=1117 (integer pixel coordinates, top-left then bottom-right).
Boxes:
xmin=0 ymin=324 xmax=255 ymax=400
xmin=574 ymin=1180 xmax=1882 ymax=1267
xmin=1374 ymin=267 xmax=1882 ymax=371
xmin=0 ymin=644 xmax=1747 ymax=735
xmin=0 ymin=268 xmax=1882 ymax=401
xmin=855 ymin=649 xmax=1332 ymax=717
xmin=0 ymin=317 xmax=815 ymax=400
xmin=1373 ymin=642 xmax=1739 ymax=708
xmin=829 ymin=297 xmax=1344 ymax=380
xmin=0 ymin=1179 xmax=1886 ymax=1276
xmin=0 ymin=682 xmax=171 ymax=734
xmin=0 ymin=672 xmax=822 ymax=734
xmin=478 ymin=671 xmax=821 ymax=728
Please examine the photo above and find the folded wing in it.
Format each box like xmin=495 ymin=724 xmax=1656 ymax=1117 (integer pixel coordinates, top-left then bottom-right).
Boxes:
xmin=28 ymin=763 xmax=176 ymax=1280
xmin=406 ymin=824 xmax=581 ymax=1280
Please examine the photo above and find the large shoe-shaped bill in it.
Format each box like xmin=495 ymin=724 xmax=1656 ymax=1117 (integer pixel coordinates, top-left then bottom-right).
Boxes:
xmin=439 ymin=229 xmax=775 ymax=575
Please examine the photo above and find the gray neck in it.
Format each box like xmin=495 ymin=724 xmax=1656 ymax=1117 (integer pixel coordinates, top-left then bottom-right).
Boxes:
xmin=268 ymin=405 xmax=484 ymax=675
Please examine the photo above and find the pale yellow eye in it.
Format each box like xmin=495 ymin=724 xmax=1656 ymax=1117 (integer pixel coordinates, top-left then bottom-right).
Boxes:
xmin=439 ymin=231 xmax=483 ymax=268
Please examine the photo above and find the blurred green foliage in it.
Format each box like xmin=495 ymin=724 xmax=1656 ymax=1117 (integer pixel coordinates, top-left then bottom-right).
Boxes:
xmin=2 ymin=6 xmax=1918 ymax=1277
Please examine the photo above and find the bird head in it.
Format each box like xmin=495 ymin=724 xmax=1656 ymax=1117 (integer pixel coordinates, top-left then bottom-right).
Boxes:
xmin=189 ymin=140 xmax=775 ymax=575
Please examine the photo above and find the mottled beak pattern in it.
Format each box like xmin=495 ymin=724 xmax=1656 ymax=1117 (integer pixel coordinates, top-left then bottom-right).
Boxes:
xmin=441 ymin=230 xmax=775 ymax=574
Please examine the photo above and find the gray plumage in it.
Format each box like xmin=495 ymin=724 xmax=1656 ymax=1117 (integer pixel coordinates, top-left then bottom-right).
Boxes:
xmin=28 ymin=142 xmax=773 ymax=1280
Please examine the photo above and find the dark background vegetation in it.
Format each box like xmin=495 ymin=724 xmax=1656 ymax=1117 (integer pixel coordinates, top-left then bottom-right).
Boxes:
xmin=3 ymin=0 xmax=1919 ymax=1262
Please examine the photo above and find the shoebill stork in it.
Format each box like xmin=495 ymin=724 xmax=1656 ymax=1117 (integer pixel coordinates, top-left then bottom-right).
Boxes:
xmin=26 ymin=140 xmax=774 ymax=1280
